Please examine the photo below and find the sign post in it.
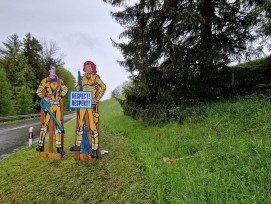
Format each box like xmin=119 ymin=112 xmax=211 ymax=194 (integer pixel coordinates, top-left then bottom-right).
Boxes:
xmin=70 ymin=90 xmax=95 ymax=161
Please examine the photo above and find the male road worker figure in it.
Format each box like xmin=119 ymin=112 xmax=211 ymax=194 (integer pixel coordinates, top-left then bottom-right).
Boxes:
xmin=36 ymin=65 xmax=68 ymax=156
xmin=70 ymin=61 xmax=106 ymax=158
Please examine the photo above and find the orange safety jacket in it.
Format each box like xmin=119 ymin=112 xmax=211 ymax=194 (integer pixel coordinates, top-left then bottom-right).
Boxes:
xmin=36 ymin=75 xmax=68 ymax=101
xmin=76 ymin=73 xmax=106 ymax=103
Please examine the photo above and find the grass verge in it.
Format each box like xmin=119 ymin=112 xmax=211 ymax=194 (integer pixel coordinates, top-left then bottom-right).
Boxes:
xmin=2 ymin=96 xmax=271 ymax=203
xmin=0 ymin=116 xmax=154 ymax=203
xmin=100 ymin=96 xmax=271 ymax=203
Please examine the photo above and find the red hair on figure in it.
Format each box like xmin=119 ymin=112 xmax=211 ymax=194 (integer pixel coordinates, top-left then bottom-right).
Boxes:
xmin=83 ymin=61 xmax=97 ymax=74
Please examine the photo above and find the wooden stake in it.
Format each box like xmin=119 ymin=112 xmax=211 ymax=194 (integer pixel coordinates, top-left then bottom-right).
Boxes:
xmin=60 ymin=99 xmax=64 ymax=149
xmin=48 ymin=118 xmax=54 ymax=153
xmin=163 ymin=155 xmax=199 ymax=165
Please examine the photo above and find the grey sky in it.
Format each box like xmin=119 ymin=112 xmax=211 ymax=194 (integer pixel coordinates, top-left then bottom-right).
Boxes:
xmin=0 ymin=0 xmax=129 ymax=99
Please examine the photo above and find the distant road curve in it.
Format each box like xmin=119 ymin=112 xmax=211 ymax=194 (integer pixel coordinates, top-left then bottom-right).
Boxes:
xmin=0 ymin=112 xmax=76 ymax=159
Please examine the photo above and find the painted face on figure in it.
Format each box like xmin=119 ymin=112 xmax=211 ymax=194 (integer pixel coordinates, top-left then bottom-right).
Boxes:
xmin=49 ymin=66 xmax=56 ymax=77
xmin=85 ymin=64 xmax=93 ymax=74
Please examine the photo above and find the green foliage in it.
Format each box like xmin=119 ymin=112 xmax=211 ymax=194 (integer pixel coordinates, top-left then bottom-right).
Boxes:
xmin=250 ymin=0 xmax=271 ymax=35
xmin=0 ymin=34 xmax=21 ymax=58
xmin=0 ymin=33 xmax=70 ymax=114
xmin=56 ymin=66 xmax=76 ymax=110
xmin=22 ymin=33 xmax=46 ymax=86
xmin=15 ymin=86 xmax=34 ymax=115
xmin=104 ymin=0 xmax=268 ymax=121
xmin=231 ymin=55 xmax=271 ymax=94
xmin=1 ymin=51 xmax=37 ymax=114
xmin=0 ymin=68 xmax=14 ymax=116
xmin=13 ymin=53 xmax=35 ymax=89
xmin=0 ymin=34 xmax=23 ymax=83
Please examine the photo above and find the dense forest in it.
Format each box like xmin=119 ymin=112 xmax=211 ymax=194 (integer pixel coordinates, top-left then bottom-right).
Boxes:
xmin=104 ymin=0 xmax=271 ymax=121
xmin=0 ymin=33 xmax=75 ymax=116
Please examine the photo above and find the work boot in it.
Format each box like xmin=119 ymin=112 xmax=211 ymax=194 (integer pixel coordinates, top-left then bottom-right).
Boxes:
xmin=36 ymin=146 xmax=44 ymax=152
xmin=57 ymin=148 xmax=65 ymax=157
xmin=69 ymin=146 xmax=81 ymax=152
xmin=91 ymin=150 xmax=98 ymax=159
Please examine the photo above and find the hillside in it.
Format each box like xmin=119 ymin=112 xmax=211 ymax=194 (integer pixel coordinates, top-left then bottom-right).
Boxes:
xmin=100 ymin=96 xmax=271 ymax=203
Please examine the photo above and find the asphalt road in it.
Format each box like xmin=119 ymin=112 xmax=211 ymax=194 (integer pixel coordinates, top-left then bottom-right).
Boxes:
xmin=0 ymin=112 xmax=76 ymax=159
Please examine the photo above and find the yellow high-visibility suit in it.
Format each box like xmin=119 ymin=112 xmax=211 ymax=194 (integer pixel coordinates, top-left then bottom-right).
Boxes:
xmin=36 ymin=76 xmax=68 ymax=148
xmin=75 ymin=73 xmax=106 ymax=151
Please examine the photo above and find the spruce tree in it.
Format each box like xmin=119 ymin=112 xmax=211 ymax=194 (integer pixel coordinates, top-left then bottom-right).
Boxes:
xmin=23 ymin=33 xmax=46 ymax=86
xmin=104 ymin=0 xmax=265 ymax=119
xmin=0 ymin=34 xmax=22 ymax=81
xmin=250 ymin=0 xmax=271 ymax=36
xmin=0 ymin=34 xmax=21 ymax=57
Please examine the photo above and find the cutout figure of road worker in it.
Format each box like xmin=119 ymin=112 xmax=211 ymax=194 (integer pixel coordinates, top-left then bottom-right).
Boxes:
xmin=36 ymin=65 xmax=68 ymax=157
xmin=70 ymin=61 xmax=106 ymax=158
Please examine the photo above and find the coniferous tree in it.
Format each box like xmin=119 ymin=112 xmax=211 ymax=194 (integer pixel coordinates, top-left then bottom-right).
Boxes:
xmin=104 ymin=0 xmax=266 ymax=119
xmin=22 ymin=33 xmax=47 ymax=112
xmin=23 ymin=33 xmax=46 ymax=85
xmin=0 ymin=34 xmax=21 ymax=57
xmin=250 ymin=0 xmax=271 ymax=36
xmin=0 ymin=34 xmax=22 ymax=81
xmin=0 ymin=34 xmax=67 ymax=113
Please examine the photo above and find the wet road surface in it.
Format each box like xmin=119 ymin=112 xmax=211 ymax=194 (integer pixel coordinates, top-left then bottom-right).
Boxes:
xmin=0 ymin=112 xmax=76 ymax=159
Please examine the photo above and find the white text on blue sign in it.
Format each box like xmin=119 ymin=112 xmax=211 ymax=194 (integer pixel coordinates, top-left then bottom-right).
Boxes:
xmin=70 ymin=91 xmax=92 ymax=109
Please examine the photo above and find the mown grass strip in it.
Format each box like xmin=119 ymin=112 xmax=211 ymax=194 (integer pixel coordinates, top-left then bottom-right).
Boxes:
xmin=0 ymin=115 xmax=154 ymax=203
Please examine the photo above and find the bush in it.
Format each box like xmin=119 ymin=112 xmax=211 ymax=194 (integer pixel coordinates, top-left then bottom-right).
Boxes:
xmin=117 ymin=56 xmax=271 ymax=123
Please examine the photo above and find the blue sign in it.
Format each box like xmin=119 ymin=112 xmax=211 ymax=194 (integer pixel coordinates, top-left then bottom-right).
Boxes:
xmin=70 ymin=91 xmax=92 ymax=109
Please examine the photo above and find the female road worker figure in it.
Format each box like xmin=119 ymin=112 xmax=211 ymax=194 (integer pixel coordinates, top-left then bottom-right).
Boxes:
xmin=70 ymin=61 xmax=106 ymax=158
xmin=36 ymin=65 xmax=68 ymax=157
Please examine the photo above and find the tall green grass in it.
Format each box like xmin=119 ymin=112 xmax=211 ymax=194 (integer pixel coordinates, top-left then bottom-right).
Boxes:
xmin=100 ymin=96 xmax=271 ymax=203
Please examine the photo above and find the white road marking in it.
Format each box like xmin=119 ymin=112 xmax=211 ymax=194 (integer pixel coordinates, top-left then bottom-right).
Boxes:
xmin=0 ymin=122 xmax=40 ymax=134
xmin=0 ymin=114 xmax=76 ymax=134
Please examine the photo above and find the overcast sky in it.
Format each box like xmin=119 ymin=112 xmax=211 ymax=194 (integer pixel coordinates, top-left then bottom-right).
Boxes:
xmin=0 ymin=0 xmax=130 ymax=100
